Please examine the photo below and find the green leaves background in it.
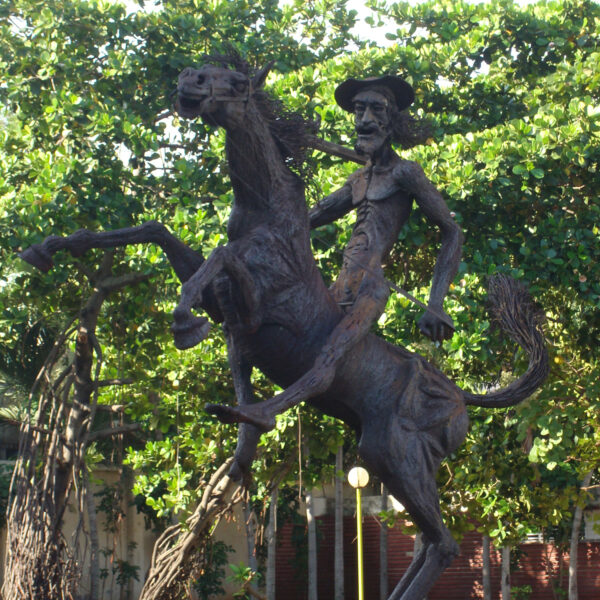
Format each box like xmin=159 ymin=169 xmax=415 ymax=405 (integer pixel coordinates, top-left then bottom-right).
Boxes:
xmin=1 ymin=0 xmax=599 ymax=547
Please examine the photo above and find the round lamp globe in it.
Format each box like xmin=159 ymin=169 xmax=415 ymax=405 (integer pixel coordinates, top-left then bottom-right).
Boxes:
xmin=348 ymin=466 xmax=369 ymax=489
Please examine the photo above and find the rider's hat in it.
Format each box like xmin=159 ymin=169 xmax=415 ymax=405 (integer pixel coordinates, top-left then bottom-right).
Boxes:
xmin=335 ymin=75 xmax=414 ymax=112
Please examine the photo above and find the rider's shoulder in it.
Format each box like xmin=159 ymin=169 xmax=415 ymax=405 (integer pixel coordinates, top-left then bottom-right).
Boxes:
xmin=392 ymin=159 xmax=425 ymax=182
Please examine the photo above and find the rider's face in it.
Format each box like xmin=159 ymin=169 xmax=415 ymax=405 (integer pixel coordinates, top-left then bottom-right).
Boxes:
xmin=352 ymin=89 xmax=393 ymax=158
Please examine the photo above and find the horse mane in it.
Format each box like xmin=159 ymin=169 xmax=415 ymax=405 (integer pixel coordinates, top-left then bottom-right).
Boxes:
xmin=203 ymin=54 xmax=319 ymax=175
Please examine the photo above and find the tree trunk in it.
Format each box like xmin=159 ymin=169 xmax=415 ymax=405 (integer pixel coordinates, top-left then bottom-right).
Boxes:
xmin=569 ymin=470 xmax=594 ymax=600
xmin=84 ymin=466 xmax=101 ymax=600
xmin=1 ymin=255 xmax=149 ymax=600
xmin=380 ymin=485 xmax=388 ymax=600
xmin=335 ymin=446 xmax=344 ymax=600
xmin=501 ymin=545 xmax=511 ymax=600
xmin=139 ymin=461 xmax=242 ymax=600
xmin=306 ymin=486 xmax=318 ymax=600
xmin=266 ymin=486 xmax=278 ymax=600
xmin=482 ymin=534 xmax=492 ymax=600
xmin=244 ymin=500 xmax=258 ymax=573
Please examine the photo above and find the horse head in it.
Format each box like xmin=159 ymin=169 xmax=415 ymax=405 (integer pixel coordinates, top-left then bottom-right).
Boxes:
xmin=175 ymin=62 xmax=273 ymax=127
xmin=174 ymin=59 xmax=315 ymax=219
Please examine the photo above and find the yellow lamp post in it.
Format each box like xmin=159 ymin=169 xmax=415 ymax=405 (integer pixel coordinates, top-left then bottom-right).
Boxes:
xmin=348 ymin=466 xmax=369 ymax=600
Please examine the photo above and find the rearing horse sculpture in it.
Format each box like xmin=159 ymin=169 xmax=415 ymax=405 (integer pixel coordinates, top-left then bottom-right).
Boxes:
xmin=21 ymin=59 xmax=548 ymax=600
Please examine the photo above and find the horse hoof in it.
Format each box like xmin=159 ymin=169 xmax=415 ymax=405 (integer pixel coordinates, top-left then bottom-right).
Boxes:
xmin=206 ymin=403 xmax=244 ymax=424
xmin=171 ymin=314 xmax=210 ymax=349
xmin=205 ymin=404 xmax=275 ymax=432
xmin=228 ymin=461 xmax=243 ymax=482
xmin=19 ymin=245 xmax=54 ymax=272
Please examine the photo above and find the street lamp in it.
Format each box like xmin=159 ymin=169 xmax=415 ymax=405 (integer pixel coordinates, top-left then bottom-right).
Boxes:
xmin=348 ymin=466 xmax=369 ymax=600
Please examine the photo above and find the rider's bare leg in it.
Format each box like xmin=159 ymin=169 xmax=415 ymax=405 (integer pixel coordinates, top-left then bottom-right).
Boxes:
xmin=207 ymin=269 xmax=390 ymax=430
xmin=172 ymin=244 xmax=260 ymax=349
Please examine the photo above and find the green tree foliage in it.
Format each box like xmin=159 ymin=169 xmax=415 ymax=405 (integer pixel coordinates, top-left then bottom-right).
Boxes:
xmin=0 ymin=0 xmax=359 ymax=534
xmin=1 ymin=0 xmax=599 ymax=570
xmin=361 ymin=0 xmax=600 ymax=546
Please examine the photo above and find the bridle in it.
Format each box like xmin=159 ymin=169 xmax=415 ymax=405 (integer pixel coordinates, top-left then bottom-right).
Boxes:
xmin=171 ymin=80 xmax=252 ymax=108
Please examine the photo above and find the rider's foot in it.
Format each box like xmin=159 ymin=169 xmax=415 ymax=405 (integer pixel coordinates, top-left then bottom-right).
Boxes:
xmin=171 ymin=308 xmax=210 ymax=349
xmin=19 ymin=244 xmax=54 ymax=273
xmin=205 ymin=403 xmax=276 ymax=432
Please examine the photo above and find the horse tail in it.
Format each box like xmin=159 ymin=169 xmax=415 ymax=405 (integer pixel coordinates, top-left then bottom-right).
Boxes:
xmin=463 ymin=274 xmax=548 ymax=408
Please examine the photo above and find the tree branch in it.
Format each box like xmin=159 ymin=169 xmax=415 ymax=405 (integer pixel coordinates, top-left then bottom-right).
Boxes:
xmin=87 ymin=423 xmax=141 ymax=443
xmin=0 ymin=418 xmax=54 ymax=437
xmin=95 ymin=379 xmax=134 ymax=388
xmin=98 ymin=271 xmax=151 ymax=293
xmin=154 ymin=109 xmax=172 ymax=123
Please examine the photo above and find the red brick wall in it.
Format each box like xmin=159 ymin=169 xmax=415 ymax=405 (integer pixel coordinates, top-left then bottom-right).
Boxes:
xmin=276 ymin=515 xmax=600 ymax=599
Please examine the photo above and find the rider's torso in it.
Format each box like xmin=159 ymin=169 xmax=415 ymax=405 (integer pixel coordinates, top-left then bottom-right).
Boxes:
xmin=334 ymin=170 xmax=412 ymax=305
xmin=351 ymin=166 xmax=412 ymax=259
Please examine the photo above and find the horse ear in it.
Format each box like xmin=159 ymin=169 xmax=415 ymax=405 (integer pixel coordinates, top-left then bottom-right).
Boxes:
xmin=251 ymin=61 xmax=275 ymax=90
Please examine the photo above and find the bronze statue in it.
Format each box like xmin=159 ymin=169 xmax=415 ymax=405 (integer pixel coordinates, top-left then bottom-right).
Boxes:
xmin=20 ymin=59 xmax=548 ymax=600
xmin=206 ymin=74 xmax=462 ymax=431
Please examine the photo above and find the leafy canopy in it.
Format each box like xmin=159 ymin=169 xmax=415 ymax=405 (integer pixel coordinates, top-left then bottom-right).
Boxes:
xmin=1 ymin=0 xmax=599 ymax=545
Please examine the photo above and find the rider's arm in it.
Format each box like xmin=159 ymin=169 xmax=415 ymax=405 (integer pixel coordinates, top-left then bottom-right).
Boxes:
xmin=309 ymin=183 xmax=353 ymax=229
xmin=394 ymin=160 xmax=463 ymax=341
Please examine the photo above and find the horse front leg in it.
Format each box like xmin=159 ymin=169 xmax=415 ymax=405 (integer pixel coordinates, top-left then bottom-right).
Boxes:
xmin=223 ymin=325 xmax=262 ymax=483
xmin=172 ymin=244 xmax=260 ymax=350
xmin=20 ymin=221 xmax=205 ymax=284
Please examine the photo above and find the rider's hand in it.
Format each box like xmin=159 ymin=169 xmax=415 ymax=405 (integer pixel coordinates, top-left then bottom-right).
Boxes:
xmin=418 ymin=308 xmax=454 ymax=342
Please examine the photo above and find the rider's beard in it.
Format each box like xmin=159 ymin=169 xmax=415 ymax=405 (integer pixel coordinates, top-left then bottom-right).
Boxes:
xmin=354 ymin=130 xmax=392 ymax=158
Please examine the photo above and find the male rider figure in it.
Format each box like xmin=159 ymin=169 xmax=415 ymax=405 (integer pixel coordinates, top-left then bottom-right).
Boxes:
xmin=310 ymin=75 xmax=462 ymax=343
xmin=209 ymin=75 xmax=463 ymax=430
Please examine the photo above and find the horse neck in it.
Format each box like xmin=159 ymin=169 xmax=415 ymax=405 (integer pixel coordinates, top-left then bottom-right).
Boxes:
xmin=224 ymin=104 xmax=300 ymax=215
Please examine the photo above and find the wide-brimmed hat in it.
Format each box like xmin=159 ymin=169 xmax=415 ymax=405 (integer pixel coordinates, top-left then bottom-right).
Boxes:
xmin=334 ymin=75 xmax=414 ymax=112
